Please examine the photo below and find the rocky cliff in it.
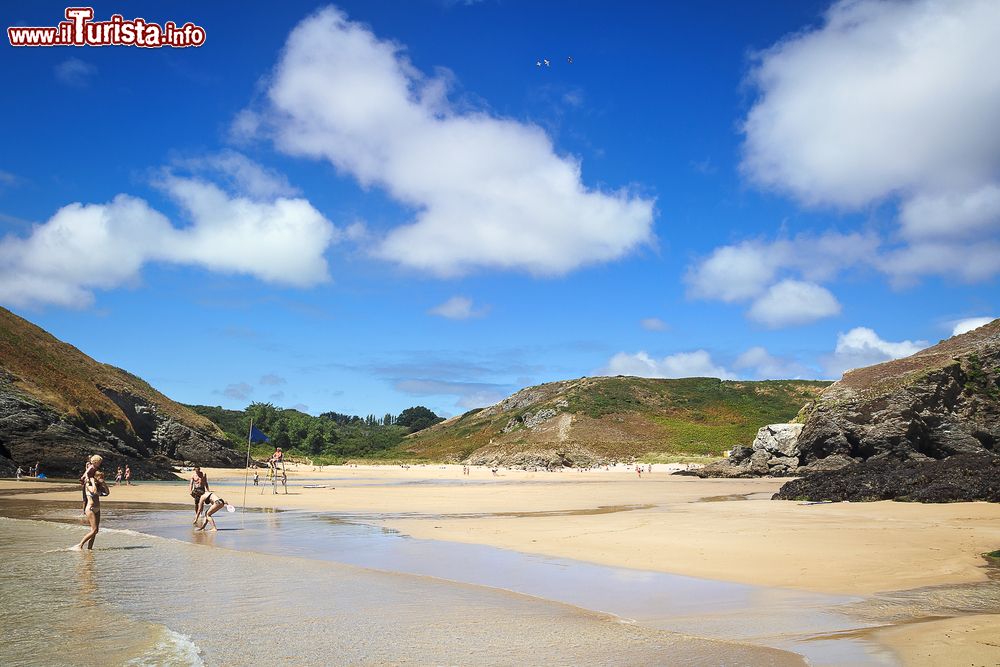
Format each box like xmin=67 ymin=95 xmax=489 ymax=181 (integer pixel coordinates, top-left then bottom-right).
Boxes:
xmin=0 ymin=307 xmax=241 ymax=478
xmin=772 ymin=319 xmax=999 ymax=501
xmin=693 ymin=319 xmax=1000 ymax=501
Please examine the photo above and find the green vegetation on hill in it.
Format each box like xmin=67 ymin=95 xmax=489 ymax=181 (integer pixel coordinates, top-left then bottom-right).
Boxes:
xmin=186 ymin=402 xmax=443 ymax=463
xmin=404 ymin=376 xmax=831 ymax=463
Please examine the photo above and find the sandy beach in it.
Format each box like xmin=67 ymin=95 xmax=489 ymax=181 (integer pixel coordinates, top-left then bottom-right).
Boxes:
xmin=4 ymin=464 xmax=999 ymax=665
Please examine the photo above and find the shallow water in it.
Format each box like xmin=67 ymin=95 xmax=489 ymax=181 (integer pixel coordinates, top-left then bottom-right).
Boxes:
xmin=0 ymin=516 xmax=800 ymax=666
xmin=0 ymin=500 xmax=904 ymax=666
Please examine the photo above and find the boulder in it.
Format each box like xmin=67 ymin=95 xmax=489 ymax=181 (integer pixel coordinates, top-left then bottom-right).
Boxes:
xmin=688 ymin=423 xmax=803 ymax=478
xmin=753 ymin=423 xmax=803 ymax=458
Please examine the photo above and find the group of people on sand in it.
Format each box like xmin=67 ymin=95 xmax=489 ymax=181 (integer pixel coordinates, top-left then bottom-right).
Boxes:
xmin=14 ymin=461 xmax=41 ymax=480
xmin=114 ymin=465 xmax=132 ymax=486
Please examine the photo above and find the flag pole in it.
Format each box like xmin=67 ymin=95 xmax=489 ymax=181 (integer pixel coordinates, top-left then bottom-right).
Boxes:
xmin=242 ymin=418 xmax=253 ymax=520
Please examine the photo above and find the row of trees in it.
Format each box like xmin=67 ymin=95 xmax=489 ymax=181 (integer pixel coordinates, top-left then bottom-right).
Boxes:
xmin=190 ymin=403 xmax=443 ymax=461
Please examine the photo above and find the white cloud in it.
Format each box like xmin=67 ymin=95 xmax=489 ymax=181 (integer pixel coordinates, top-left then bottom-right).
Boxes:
xmin=899 ymin=185 xmax=1000 ymax=241
xmin=603 ymin=350 xmax=737 ymax=380
xmin=394 ymin=378 xmax=509 ymax=409
xmin=951 ymin=317 xmax=996 ymax=336
xmin=55 ymin=58 xmax=96 ymax=87
xmin=155 ymin=177 xmax=336 ymax=287
xmin=825 ymin=327 xmax=927 ymax=378
xmin=255 ymin=7 xmax=654 ymax=276
xmin=428 ymin=296 xmax=489 ymax=320
xmin=742 ymin=0 xmax=1000 ymax=282
xmin=260 ymin=374 xmax=287 ymax=386
xmin=733 ymin=346 xmax=810 ymax=380
xmin=0 ymin=167 xmax=338 ymax=308
xmin=173 ymin=150 xmax=300 ymax=199
xmin=881 ymin=240 xmax=1000 ymax=286
xmin=686 ymin=241 xmax=777 ymax=303
xmin=747 ymin=280 xmax=841 ymax=328
xmin=640 ymin=317 xmax=668 ymax=331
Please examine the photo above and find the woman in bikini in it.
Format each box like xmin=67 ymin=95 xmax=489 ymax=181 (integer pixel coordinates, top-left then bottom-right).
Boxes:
xmin=74 ymin=470 xmax=107 ymax=550
xmin=196 ymin=490 xmax=227 ymax=531
xmin=189 ymin=466 xmax=209 ymax=524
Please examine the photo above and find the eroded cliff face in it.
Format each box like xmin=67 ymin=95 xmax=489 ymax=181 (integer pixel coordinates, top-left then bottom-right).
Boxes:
xmin=776 ymin=320 xmax=1000 ymax=501
xmin=692 ymin=320 xmax=1000 ymax=501
xmin=0 ymin=372 xmax=240 ymax=479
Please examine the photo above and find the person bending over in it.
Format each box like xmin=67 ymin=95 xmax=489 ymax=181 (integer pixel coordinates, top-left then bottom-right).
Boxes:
xmin=196 ymin=491 xmax=227 ymax=531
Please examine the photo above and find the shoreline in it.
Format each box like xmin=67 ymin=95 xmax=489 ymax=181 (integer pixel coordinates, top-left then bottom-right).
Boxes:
xmin=4 ymin=465 xmax=999 ymax=596
xmin=4 ymin=465 xmax=1000 ymax=665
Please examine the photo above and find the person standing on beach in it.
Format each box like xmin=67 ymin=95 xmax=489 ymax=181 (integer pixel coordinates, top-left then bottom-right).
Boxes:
xmin=33 ymin=461 xmax=39 ymax=477
xmin=190 ymin=466 xmax=209 ymax=524
xmin=80 ymin=455 xmax=102 ymax=512
xmin=74 ymin=463 xmax=108 ymax=550
xmin=115 ymin=466 xmax=123 ymax=486
xmin=253 ymin=468 xmax=259 ymax=486
xmin=124 ymin=465 xmax=132 ymax=486
xmin=16 ymin=465 xmax=22 ymax=480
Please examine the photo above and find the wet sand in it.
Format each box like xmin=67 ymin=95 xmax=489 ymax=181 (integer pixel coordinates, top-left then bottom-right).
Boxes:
xmin=2 ymin=517 xmax=801 ymax=666
xmin=4 ymin=465 xmax=1000 ymax=664
xmin=6 ymin=465 xmax=997 ymax=595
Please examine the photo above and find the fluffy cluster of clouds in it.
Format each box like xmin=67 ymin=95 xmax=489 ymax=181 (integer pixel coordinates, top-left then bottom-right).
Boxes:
xmin=604 ymin=326 xmax=928 ymax=381
xmin=6 ymin=8 xmax=653 ymax=309
xmin=248 ymin=6 xmax=654 ymax=276
xmin=0 ymin=154 xmax=339 ymax=308
xmin=686 ymin=232 xmax=876 ymax=327
xmin=692 ymin=0 xmax=1000 ymax=325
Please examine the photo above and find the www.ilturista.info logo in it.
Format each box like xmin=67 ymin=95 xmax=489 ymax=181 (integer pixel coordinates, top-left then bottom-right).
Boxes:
xmin=8 ymin=7 xmax=206 ymax=48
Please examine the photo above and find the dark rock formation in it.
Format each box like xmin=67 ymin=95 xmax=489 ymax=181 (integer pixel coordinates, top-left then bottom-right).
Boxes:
xmin=774 ymin=453 xmax=1000 ymax=502
xmin=777 ymin=319 xmax=1000 ymax=502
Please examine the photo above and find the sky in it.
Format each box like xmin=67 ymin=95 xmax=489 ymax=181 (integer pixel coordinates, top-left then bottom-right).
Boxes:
xmin=2 ymin=0 xmax=998 ymax=417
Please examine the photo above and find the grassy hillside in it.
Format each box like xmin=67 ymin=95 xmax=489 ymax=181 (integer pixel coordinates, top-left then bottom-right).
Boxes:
xmin=0 ymin=306 xmax=223 ymax=436
xmin=404 ymin=376 xmax=830 ymax=463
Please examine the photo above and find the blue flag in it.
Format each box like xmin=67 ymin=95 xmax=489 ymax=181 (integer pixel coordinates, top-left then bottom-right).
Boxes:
xmin=249 ymin=425 xmax=270 ymax=443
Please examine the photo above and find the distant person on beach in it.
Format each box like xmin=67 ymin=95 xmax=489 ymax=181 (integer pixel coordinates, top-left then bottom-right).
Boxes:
xmin=269 ymin=447 xmax=284 ymax=469
xmin=16 ymin=465 xmax=22 ymax=480
xmin=196 ymin=491 xmax=228 ymax=531
xmin=253 ymin=469 xmax=259 ymax=486
xmin=74 ymin=468 xmax=108 ymax=550
xmin=190 ymin=466 xmax=209 ymax=524
xmin=115 ymin=466 xmax=123 ymax=486
xmin=124 ymin=465 xmax=132 ymax=485
xmin=33 ymin=461 xmax=39 ymax=477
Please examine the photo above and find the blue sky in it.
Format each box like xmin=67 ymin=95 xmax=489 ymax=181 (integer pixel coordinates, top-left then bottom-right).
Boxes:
xmin=2 ymin=0 xmax=998 ymax=417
